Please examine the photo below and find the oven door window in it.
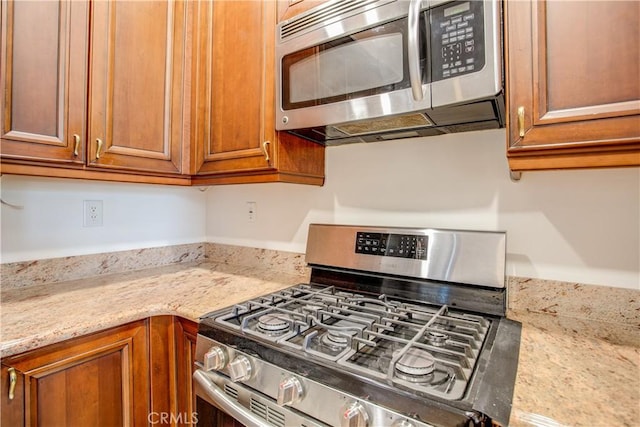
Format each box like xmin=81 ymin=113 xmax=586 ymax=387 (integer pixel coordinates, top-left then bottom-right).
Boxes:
xmin=282 ymin=16 xmax=427 ymax=110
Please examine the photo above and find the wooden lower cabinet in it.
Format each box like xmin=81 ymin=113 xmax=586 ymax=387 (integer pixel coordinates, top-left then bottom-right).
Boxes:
xmin=0 ymin=316 xmax=202 ymax=427
xmin=175 ymin=317 xmax=198 ymax=426
xmin=1 ymin=320 xmax=150 ymax=426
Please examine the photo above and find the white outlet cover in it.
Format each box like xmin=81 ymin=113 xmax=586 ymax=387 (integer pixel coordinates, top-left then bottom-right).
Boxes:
xmin=83 ymin=200 xmax=103 ymax=227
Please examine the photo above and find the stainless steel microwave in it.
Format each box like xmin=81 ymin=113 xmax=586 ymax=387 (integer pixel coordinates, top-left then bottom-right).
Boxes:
xmin=275 ymin=0 xmax=504 ymax=145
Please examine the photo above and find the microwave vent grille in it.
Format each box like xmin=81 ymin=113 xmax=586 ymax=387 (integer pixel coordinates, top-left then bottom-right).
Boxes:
xmin=280 ymin=0 xmax=389 ymax=41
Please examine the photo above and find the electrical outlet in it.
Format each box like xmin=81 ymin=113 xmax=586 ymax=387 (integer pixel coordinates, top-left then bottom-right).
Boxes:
xmin=83 ymin=200 xmax=103 ymax=227
xmin=247 ymin=202 xmax=257 ymax=222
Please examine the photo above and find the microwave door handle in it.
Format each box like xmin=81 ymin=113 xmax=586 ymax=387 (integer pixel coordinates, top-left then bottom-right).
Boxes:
xmin=408 ymin=0 xmax=424 ymax=101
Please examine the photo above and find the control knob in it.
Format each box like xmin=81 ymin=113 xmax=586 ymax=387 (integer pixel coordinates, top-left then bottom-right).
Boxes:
xmin=341 ymin=401 xmax=369 ymax=427
xmin=203 ymin=346 xmax=227 ymax=371
xmin=228 ymin=355 xmax=253 ymax=382
xmin=277 ymin=376 xmax=303 ymax=406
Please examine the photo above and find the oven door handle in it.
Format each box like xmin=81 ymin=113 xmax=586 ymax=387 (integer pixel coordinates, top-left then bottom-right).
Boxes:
xmin=193 ymin=369 xmax=271 ymax=427
xmin=407 ymin=0 xmax=424 ymax=101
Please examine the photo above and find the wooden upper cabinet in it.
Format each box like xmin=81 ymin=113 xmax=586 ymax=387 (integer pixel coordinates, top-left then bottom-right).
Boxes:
xmin=88 ymin=0 xmax=188 ymax=175
xmin=1 ymin=0 xmax=190 ymax=182
xmin=0 ymin=0 xmax=89 ymax=165
xmin=506 ymin=0 xmax=640 ymax=172
xmin=191 ymin=0 xmax=324 ymax=185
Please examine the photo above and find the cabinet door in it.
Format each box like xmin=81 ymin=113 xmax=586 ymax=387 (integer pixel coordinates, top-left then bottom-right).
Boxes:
xmin=2 ymin=321 xmax=150 ymax=426
xmin=192 ymin=0 xmax=271 ymax=176
xmin=191 ymin=0 xmax=325 ymax=185
xmin=175 ymin=317 xmax=198 ymax=426
xmin=506 ymin=0 xmax=640 ymax=171
xmin=88 ymin=0 xmax=187 ymax=174
xmin=0 ymin=0 xmax=88 ymax=164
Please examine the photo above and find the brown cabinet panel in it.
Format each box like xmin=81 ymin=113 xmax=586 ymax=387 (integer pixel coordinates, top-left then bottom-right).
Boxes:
xmin=0 ymin=0 xmax=88 ymax=164
xmin=192 ymin=0 xmax=324 ymax=185
xmin=88 ymin=0 xmax=187 ymax=174
xmin=2 ymin=320 xmax=150 ymax=427
xmin=175 ymin=317 xmax=198 ymax=426
xmin=1 ymin=365 xmax=24 ymax=426
xmin=506 ymin=0 xmax=640 ymax=171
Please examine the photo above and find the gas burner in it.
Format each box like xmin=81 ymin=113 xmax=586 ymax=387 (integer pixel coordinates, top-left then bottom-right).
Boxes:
xmin=321 ymin=329 xmax=356 ymax=350
xmin=426 ymin=330 xmax=449 ymax=347
xmin=394 ymin=348 xmax=435 ymax=376
xmin=257 ymin=313 xmax=292 ymax=335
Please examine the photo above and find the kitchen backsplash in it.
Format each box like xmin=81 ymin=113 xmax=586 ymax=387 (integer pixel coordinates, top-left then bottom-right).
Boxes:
xmin=1 ymin=243 xmax=205 ymax=289
xmin=2 ymin=243 xmax=638 ymax=328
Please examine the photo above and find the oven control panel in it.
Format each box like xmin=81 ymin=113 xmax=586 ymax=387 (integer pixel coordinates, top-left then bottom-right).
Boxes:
xmin=355 ymin=232 xmax=428 ymax=260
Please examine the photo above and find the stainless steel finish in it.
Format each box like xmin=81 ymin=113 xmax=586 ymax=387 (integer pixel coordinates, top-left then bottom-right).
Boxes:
xmin=204 ymin=346 xmax=228 ymax=371
xmin=278 ymin=0 xmax=395 ymax=42
xmin=276 ymin=376 xmax=304 ymax=406
xmin=341 ymin=401 xmax=370 ymax=427
xmin=407 ymin=0 xmax=424 ymax=101
xmin=193 ymin=370 xmax=271 ymax=427
xmin=275 ymin=0 xmax=503 ymax=144
xmin=195 ymin=223 xmax=519 ymax=427
xmin=305 ymin=224 xmax=507 ymax=288
xmin=228 ymin=355 xmax=252 ymax=382
xmin=431 ymin=0 xmax=502 ymax=107
xmin=195 ymin=336 xmax=436 ymax=427
xmin=275 ymin=0 xmax=432 ymax=132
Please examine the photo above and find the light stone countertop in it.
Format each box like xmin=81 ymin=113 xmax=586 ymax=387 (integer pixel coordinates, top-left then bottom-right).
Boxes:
xmin=0 ymin=261 xmax=301 ymax=358
xmin=1 ymin=261 xmax=638 ymax=427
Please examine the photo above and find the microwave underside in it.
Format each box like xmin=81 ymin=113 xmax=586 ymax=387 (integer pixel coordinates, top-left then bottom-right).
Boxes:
xmin=287 ymin=95 xmax=505 ymax=146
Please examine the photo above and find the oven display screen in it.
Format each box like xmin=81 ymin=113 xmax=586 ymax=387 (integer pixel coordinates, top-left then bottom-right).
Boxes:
xmin=355 ymin=232 xmax=428 ymax=260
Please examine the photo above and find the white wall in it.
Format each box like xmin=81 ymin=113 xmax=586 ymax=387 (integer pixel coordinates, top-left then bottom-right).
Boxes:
xmin=1 ymin=129 xmax=637 ymax=289
xmin=0 ymin=175 xmax=207 ymax=263
xmin=206 ymin=129 xmax=640 ymax=290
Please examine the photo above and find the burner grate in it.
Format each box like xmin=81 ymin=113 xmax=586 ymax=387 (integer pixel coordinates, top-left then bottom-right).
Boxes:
xmin=212 ymin=284 xmax=491 ymax=400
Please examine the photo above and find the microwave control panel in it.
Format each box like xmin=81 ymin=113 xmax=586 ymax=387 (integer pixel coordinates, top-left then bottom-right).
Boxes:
xmin=355 ymin=232 xmax=428 ymax=260
xmin=430 ymin=1 xmax=486 ymax=81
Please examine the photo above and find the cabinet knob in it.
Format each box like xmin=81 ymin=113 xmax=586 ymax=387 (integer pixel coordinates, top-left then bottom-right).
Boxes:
xmin=277 ymin=376 xmax=303 ymax=406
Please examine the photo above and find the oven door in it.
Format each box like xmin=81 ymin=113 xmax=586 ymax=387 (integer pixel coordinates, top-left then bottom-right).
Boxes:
xmin=276 ymin=0 xmax=432 ymax=132
xmin=193 ymin=369 xmax=327 ymax=427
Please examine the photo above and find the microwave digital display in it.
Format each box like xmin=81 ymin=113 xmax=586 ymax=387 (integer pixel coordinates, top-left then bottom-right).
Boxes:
xmin=445 ymin=2 xmax=470 ymax=17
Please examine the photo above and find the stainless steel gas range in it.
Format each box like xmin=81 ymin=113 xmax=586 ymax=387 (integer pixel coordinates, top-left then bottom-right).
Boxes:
xmin=194 ymin=224 xmax=521 ymax=427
